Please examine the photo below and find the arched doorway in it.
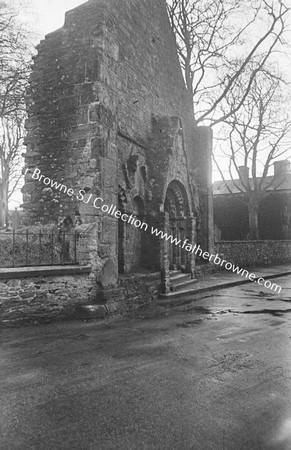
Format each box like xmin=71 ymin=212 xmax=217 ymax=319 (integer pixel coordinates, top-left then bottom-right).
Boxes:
xmin=118 ymin=192 xmax=145 ymax=274
xmin=128 ymin=196 xmax=145 ymax=272
xmin=164 ymin=180 xmax=191 ymax=270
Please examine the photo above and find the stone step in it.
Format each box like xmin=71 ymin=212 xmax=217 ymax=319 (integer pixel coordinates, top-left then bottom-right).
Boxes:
xmin=169 ymin=278 xmax=198 ymax=292
xmin=170 ymin=273 xmax=192 ymax=284
xmin=160 ymin=280 xmax=199 ymax=299
xmin=168 ymin=270 xmax=180 ymax=276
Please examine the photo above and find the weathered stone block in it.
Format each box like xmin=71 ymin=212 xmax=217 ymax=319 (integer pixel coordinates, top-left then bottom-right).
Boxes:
xmin=100 ymin=257 xmax=118 ymax=287
xmin=91 ymin=136 xmax=107 ymax=158
xmin=88 ymin=103 xmax=113 ymax=128
xmin=101 ymin=216 xmax=117 ymax=243
xmin=74 ymin=304 xmax=107 ymax=320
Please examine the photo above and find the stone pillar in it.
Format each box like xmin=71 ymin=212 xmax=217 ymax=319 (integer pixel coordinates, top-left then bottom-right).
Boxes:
xmin=176 ymin=216 xmax=186 ymax=270
xmin=118 ymin=212 xmax=126 ymax=274
xmin=193 ymin=126 xmax=214 ymax=255
xmin=172 ymin=218 xmax=179 ymax=269
xmin=159 ymin=212 xmax=170 ymax=294
xmin=186 ymin=215 xmax=196 ymax=278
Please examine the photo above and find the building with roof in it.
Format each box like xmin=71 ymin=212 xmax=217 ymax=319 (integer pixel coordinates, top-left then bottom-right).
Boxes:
xmin=213 ymin=160 xmax=291 ymax=241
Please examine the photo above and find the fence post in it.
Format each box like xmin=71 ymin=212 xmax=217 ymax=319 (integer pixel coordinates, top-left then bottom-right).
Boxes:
xmin=26 ymin=229 xmax=29 ymax=266
xmin=39 ymin=229 xmax=42 ymax=265
xmin=12 ymin=229 xmax=15 ymax=268
xmin=74 ymin=231 xmax=77 ymax=264
xmin=51 ymin=230 xmax=54 ymax=265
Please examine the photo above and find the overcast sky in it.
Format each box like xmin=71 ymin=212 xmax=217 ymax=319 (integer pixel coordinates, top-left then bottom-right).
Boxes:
xmin=22 ymin=0 xmax=86 ymax=39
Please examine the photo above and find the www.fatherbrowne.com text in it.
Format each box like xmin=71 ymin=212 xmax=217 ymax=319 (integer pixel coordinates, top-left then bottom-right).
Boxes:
xmin=28 ymin=167 xmax=282 ymax=294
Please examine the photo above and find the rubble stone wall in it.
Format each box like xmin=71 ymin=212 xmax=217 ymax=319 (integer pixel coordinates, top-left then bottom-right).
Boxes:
xmin=102 ymin=273 xmax=161 ymax=316
xmin=0 ymin=267 xmax=160 ymax=326
xmin=214 ymin=240 xmax=291 ymax=268
xmin=0 ymin=269 xmax=94 ymax=326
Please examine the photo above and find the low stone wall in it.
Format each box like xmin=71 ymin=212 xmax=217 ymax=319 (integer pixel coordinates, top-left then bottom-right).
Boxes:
xmin=102 ymin=272 xmax=161 ymax=315
xmin=0 ymin=266 xmax=161 ymax=326
xmin=0 ymin=266 xmax=95 ymax=326
xmin=214 ymin=240 xmax=291 ymax=268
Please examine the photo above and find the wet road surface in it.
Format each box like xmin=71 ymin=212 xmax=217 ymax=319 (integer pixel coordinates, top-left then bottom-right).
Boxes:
xmin=1 ymin=275 xmax=291 ymax=449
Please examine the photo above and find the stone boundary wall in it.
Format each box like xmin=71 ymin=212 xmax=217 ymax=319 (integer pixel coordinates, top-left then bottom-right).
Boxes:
xmin=214 ymin=240 xmax=291 ymax=268
xmin=0 ymin=266 xmax=161 ymax=326
xmin=102 ymin=273 xmax=161 ymax=316
xmin=0 ymin=266 xmax=95 ymax=326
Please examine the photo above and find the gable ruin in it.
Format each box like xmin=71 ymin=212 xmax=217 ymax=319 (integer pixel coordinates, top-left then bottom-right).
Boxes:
xmin=23 ymin=0 xmax=213 ymax=303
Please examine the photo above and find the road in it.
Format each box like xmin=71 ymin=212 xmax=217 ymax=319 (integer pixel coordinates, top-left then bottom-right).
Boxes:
xmin=1 ymin=275 xmax=291 ymax=449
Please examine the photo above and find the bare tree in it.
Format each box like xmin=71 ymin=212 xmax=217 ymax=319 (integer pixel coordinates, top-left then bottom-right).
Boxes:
xmin=167 ymin=0 xmax=290 ymax=126
xmin=0 ymin=112 xmax=25 ymax=226
xmin=214 ymin=69 xmax=291 ymax=239
xmin=0 ymin=1 xmax=31 ymax=227
xmin=0 ymin=2 xmax=31 ymax=114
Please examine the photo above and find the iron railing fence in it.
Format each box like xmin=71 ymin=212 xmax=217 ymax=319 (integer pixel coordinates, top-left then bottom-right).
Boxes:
xmin=0 ymin=230 xmax=79 ymax=268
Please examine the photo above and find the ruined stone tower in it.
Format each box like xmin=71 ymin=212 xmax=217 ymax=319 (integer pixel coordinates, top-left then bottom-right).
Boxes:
xmin=23 ymin=0 xmax=213 ymax=300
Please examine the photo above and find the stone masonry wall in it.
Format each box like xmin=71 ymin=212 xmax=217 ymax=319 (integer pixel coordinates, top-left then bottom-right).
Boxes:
xmin=101 ymin=273 xmax=161 ymax=316
xmin=0 ymin=268 xmax=160 ymax=326
xmin=22 ymin=0 xmax=202 ymax=291
xmin=0 ymin=271 xmax=95 ymax=326
xmin=214 ymin=240 xmax=291 ymax=268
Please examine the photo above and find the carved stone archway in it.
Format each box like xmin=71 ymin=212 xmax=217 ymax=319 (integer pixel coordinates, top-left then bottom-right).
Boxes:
xmin=164 ymin=180 xmax=191 ymax=271
xmin=158 ymin=180 xmax=196 ymax=294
